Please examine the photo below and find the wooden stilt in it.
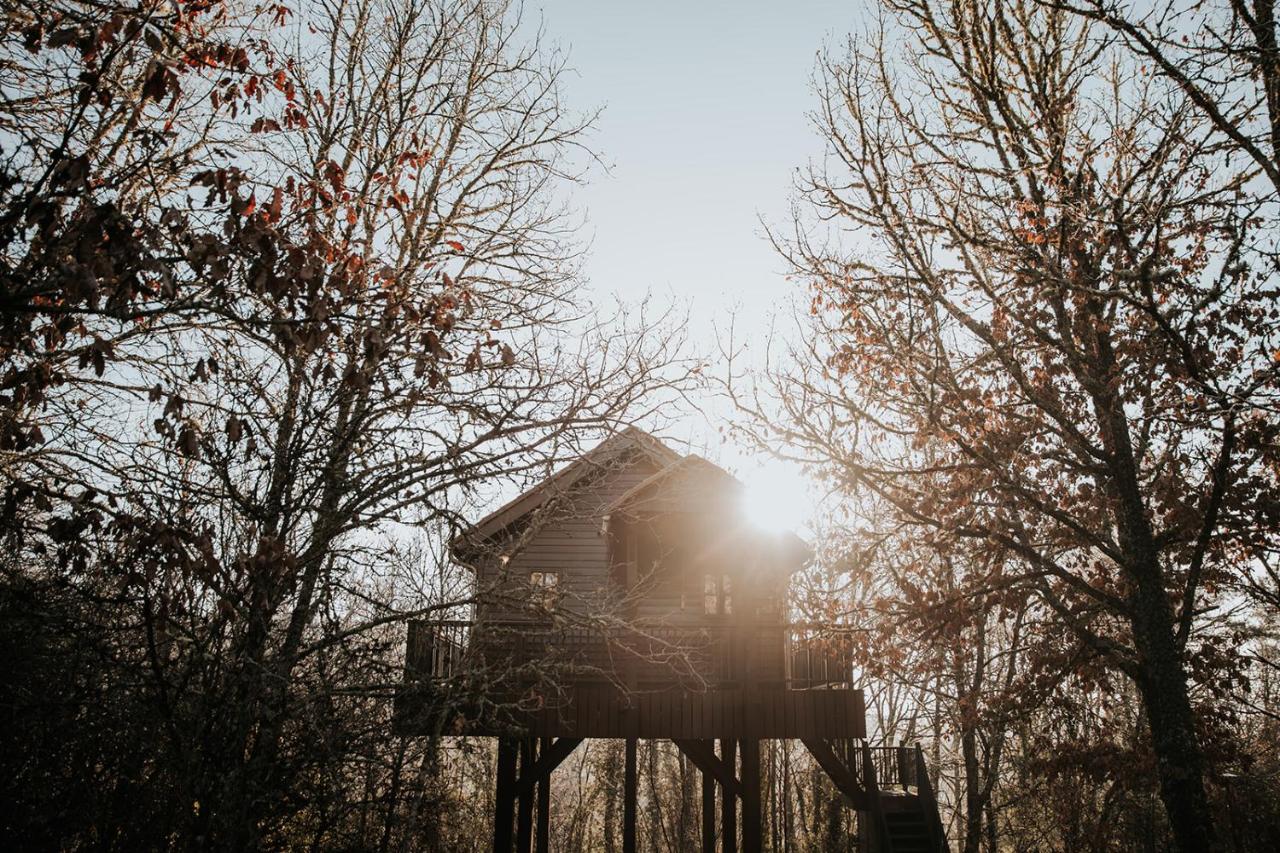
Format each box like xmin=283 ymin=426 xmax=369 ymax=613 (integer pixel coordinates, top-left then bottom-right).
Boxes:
xmin=517 ymin=739 xmax=535 ymax=853
xmin=720 ymin=739 xmax=737 ymax=853
xmin=624 ymin=737 xmax=638 ymax=853
xmin=536 ymin=737 xmax=552 ymax=853
xmin=740 ymin=739 xmax=762 ymax=853
xmin=702 ymin=741 xmax=716 ymax=853
xmin=494 ymin=738 xmax=519 ymax=853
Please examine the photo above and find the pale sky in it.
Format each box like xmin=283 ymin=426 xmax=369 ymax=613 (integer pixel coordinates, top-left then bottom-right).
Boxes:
xmin=535 ymin=1 xmax=862 ymax=451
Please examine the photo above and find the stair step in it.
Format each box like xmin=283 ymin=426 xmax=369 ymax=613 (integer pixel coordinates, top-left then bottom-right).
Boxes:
xmin=884 ymin=809 xmax=932 ymax=853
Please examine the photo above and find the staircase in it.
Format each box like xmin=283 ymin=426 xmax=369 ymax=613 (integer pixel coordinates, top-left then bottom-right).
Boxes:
xmin=793 ymin=739 xmax=950 ymax=853
xmin=857 ymin=743 xmax=948 ymax=853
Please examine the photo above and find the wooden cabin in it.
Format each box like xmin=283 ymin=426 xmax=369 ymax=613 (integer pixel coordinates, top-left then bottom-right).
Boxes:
xmin=396 ymin=428 xmax=947 ymax=853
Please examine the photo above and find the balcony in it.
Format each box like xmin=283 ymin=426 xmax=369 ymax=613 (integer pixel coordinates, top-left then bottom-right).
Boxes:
xmin=405 ymin=619 xmax=857 ymax=690
xmin=396 ymin=619 xmax=865 ymax=739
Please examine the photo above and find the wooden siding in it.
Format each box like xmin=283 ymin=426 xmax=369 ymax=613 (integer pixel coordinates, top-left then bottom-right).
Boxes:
xmin=475 ymin=457 xmax=792 ymax=625
xmin=479 ymin=452 xmax=663 ymax=622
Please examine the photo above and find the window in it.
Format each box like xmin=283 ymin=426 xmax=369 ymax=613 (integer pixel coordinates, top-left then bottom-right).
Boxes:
xmin=529 ymin=571 xmax=561 ymax=609
xmin=703 ymin=573 xmax=733 ymax=616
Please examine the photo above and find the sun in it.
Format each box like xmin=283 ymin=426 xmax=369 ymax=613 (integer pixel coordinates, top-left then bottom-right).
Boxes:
xmin=740 ymin=458 xmax=812 ymax=534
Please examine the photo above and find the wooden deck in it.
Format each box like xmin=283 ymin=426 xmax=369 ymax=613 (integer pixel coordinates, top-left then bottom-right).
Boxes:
xmin=395 ymin=682 xmax=865 ymax=739
xmin=396 ymin=618 xmax=865 ymax=740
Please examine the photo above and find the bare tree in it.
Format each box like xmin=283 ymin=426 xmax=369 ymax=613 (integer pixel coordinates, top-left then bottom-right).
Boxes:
xmin=2 ymin=0 xmax=690 ymax=847
xmin=1049 ymin=0 xmax=1280 ymax=192
xmin=729 ymin=1 xmax=1280 ymax=850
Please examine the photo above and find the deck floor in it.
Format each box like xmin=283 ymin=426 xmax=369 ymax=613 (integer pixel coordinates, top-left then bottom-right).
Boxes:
xmin=395 ymin=684 xmax=866 ymax=739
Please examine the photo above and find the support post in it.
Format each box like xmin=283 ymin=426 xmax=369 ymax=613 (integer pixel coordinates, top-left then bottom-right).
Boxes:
xmin=517 ymin=739 xmax=535 ymax=853
xmin=720 ymin=739 xmax=737 ymax=853
xmin=624 ymin=737 xmax=638 ymax=853
xmin=740 ymin=739 xmax=762 ymax=853
xmin=702 ymin=744 xmax=716 ymax=853
xmin=536 ymin=737 xmax=552 ymax=853
xmin=494 ymin=738 xmax=518 ymax=853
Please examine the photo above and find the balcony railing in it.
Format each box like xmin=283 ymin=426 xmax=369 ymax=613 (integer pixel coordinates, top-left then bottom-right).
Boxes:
xmin=859 ymin=744 xmax=919 ymax=791
xmin=405 ymin=619 xmax=856 ymax=690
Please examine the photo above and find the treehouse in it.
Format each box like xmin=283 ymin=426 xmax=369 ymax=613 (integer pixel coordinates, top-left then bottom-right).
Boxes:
xmin=396 ymin=428 xmax=947 ymax=853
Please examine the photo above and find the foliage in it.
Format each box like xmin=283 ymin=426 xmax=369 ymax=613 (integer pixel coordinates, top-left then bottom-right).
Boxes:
xmin=728 ymin=0 xmax=1280 ymax=849
xmin=1 ymin=0 xmax=687 ymax=848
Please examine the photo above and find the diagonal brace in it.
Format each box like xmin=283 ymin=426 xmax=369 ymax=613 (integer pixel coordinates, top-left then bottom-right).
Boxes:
xmin=674 ymin=738 xmax=742 ymax=799
xmin=802 ymin=738 xmax=869 ymax=809
xmin=515 ymin=737 xmax=583 ymax=796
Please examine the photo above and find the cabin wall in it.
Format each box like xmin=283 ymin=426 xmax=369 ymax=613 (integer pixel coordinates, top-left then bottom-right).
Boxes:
xmin=473 ymin=455 xmax=793 ymax=628
xmin=627 ymin=525 xmax=789 ymax=625
xmin=462 ymin=450 xmax=807 ymax=689
xmin=476 ymin=454 xmax=663 ymax=622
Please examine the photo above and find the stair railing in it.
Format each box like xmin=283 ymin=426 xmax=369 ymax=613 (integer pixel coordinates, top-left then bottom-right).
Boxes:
xmin=914 ymin=744 xmax=948 ymax=853
xmin=896 ymin=744 xmax=914 ymax=790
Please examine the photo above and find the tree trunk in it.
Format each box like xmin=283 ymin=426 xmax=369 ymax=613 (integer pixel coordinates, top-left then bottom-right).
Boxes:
xmin=646 ymin=739 xmax=662 ymax=853
xmin=1129 ymin=568 xmax=1218 ymax=853
xmin=823 ymin=776 xmax=842 ymax=850
xmin=679 ymin=750 xmax=697 ymax=851
xmin=782 ymin=743 xmax=794 ymax=853
xmin=960 ymin=725 xmax=982 ymax=853
xmin=1092 ymin=330 xmax=1218 ymax=853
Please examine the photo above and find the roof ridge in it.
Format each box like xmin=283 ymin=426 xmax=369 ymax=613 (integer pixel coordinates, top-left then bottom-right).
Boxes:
xmin=606 ymin=454 xmax=740 ymax=513
xmin=453 ymin=426 xmax=681 ymax=550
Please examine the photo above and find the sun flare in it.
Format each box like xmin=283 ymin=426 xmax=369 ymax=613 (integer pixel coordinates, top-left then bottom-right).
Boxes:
xmin=740 ymin=459 xmax=812 ymax=534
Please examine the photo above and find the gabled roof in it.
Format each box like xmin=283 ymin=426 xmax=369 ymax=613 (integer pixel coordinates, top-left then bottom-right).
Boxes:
xmin=607 ymin=454 xmax=742 ymax=516
xmin=453 ymin=427 xmax=812 ymax=573
xmin=454 ymin=426 xmax=680 ymax=551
